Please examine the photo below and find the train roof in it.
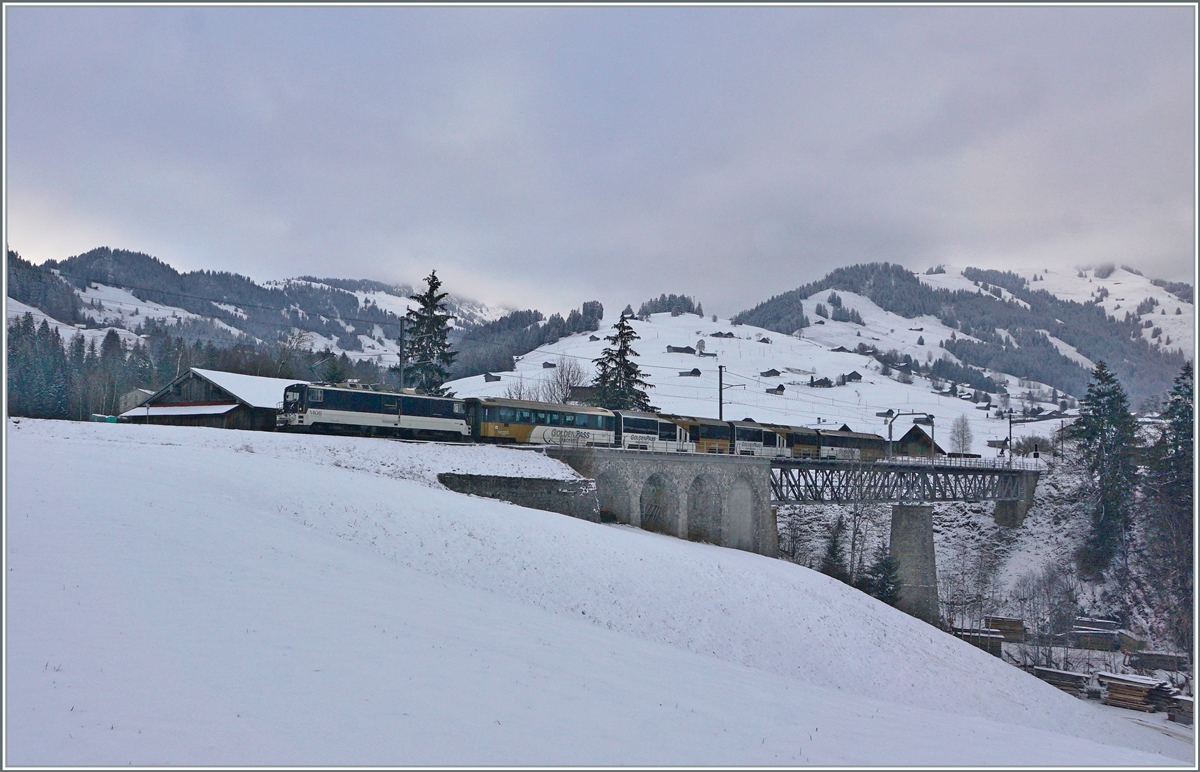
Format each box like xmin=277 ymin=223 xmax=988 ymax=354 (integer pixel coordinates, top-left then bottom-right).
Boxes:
xmin=762 ymin=423 xmax=820 ymax=435
xmin=656 ymin=413 xmax=729 ymax=428
xmin=464 ymin=396 xmax=615 ymax=415
xmin=614 ymin=410 xmax=672 ymax=421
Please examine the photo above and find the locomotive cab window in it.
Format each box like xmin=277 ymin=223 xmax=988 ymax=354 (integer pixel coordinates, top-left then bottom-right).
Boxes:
xmin=308 ymin=389 xmax=324 ymax=403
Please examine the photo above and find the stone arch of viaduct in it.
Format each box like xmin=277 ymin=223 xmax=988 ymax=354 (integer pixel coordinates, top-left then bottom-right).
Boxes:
xmin=551 ymin=448 xmax=778 ymax=558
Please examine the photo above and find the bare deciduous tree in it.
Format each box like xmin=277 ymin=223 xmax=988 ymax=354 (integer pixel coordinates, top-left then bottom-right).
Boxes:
xmin=542 ymin=355 xmax=590 ymax=404
xmin=950 ymin=414 xmax=973 ymax=455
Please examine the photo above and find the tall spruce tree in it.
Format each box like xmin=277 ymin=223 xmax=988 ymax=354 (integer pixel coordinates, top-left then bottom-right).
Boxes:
xmin=819 ymin=516 xmax=850 ymax=583
xmin=1143 ymin=361 xmax=1193 ymax=650
xmin=590 ymin=314 xmax=652 ymax=411
xmin=859 ymin=543 xmax=902 ymax=606
xmin=1071 ymin=361 xmax=1140 ymax=577
xmin=395 ymin=270 xmax=457 ymax=395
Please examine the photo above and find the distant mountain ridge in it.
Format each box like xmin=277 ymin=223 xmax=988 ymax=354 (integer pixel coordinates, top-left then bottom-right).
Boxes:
xmin=734 ymin=263 xmax=1191 ymax=405
xmin=14 ymin=246 xmax=505 ymax=355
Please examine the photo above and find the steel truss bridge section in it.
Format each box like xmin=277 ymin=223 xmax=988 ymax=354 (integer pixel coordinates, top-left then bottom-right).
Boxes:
xmin=769 ymin=459 xmax=1035 ymax=504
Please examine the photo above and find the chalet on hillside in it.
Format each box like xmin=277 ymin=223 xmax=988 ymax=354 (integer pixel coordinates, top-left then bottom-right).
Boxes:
xmin=120 ymin=368 xmax=308 ymax=431
xmin=766 ymin=384 xmax=785 ymax=395
xmin=760 ymin=368 xmax=782 ymax=377
xmin=892 ymin=425 xmax=946 ymax=457
xmin=483 ymin=373 xmax=502 ymax=382
xmin=844 ymin=371 xmax=862 ymax=382
xmin=666 ymin=345 xmax=696 ymax=355
xmin=679 ymin=368 xmax=702 ymax=377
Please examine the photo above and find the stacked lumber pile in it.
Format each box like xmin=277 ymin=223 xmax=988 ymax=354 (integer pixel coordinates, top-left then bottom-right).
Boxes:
xmin=1097 ymin=671 xmax=1170 ymax=712
xmin=1168 ymin=696 xmax=1193 ymax=725
xmin=1033 ymin=666 xmax=1089 ymax=697
xmin=951 ymin=627 xmax=1004 ymax=657
xmin=1130 ymin=651 xmax=1190 ymax=672
xmin=984 ymin=616 xmax=1026 ymax=643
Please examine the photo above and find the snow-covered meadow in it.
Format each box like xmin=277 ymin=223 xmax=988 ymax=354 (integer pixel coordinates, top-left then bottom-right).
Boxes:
xmin=447 ymin=307 xmax=1065 ymax=457
xmin=5 ymin=419 xmax=1192 ymax=765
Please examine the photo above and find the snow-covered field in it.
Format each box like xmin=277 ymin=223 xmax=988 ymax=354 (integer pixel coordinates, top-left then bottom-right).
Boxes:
xmin=6 ymin=419 xmax=1192 ymax=765
xmin=447 ymin=309 xmax=1064 ymax=457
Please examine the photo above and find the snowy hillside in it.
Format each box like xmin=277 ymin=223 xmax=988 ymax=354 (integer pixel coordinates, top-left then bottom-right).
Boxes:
xmin=6 ymin=419 xmax=1192 ymax=765
xmin=446 ymin=309 xmax=1066 ymax=457
xmin=921 ymin=264 xmax=1194 ymax=356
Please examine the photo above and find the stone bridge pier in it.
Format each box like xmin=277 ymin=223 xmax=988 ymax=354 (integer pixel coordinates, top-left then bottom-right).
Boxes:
xmin=547 ymin=448 xmax=777 ymax=558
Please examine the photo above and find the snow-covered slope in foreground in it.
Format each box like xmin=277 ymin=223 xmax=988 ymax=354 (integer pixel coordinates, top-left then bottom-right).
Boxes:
xmin=6 ymin=421 xmax=1191 ymax=766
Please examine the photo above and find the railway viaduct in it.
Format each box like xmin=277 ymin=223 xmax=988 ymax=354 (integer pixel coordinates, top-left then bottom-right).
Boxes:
xmin=546 ymin=447 xmax=1039 ymax=626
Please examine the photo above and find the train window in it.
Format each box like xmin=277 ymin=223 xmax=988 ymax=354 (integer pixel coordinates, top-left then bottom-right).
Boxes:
xmin=515 ymin=409 xmax=532 ymax=424
xmin=658 ymin=422 xmax=676 ymax=441
xmin=382 ymin=396 xmax=397 ymax=410
xmin=562 ymin=413 xmax=576 ymax=427
xmin=548 ymin=412 xmax=562 ymax=425
xmin=498 ymin=406 xmax=515 ymax=423
xmin=689 ymin=425 xmax=700 ymax=442
xmin=603 ymin=416 xmax=616 ymax=432
xmin=736 ymin=427 xmax=763 ymax=444
xmin=453 ymin=402 xmax=465 ymax=415
xmin=285 ymin=390 xmax=299 ymax=402
xmin=624 ymin=417 xmax=657 ymax=435
xmin=308 ymin=389 xmax=324 ymax=403
xmin=534 ymin=410 xmax=548 ymax=424
xmin=699 ymin=424 xmax=730 ymax=440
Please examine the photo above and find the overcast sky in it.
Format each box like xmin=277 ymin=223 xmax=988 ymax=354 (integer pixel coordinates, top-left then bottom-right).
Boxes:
xmin=5 ymin=5 xmax=1195 ymax=316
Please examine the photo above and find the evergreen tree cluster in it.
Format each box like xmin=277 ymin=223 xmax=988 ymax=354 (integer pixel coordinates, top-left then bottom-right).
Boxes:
xmin=6 ymin=312 xmax=391 ymax=421
xmin=451 ymin=301 xmax=603 ymax=379
xmin=7 ymin=249 xmax=83 ymax=324
xmin=1150 ymin=278 xmax=1193 ymax=304
xmin=818 ymin=516 xmax=901 ymax=606
xmin=636 ymin=293 xmax=703 ymax=318
xmin=1070 ymin=362 xmax=1141 ymax=577
xmin=1140 ymin=362 xmax=1194 ymax=650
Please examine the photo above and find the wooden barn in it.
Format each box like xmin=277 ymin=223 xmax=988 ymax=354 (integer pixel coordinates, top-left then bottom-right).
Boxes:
xmin=892 ymin=425 xmax=946 ymax=457
xmin=120 ymin=368 xmax=308 ymax=431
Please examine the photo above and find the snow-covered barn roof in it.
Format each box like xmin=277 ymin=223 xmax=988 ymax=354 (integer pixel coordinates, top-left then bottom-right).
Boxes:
xmin=120 ymin=403 xmax=238 ymax=418
xmin=189 ymin=368 xmax=310 ymax=409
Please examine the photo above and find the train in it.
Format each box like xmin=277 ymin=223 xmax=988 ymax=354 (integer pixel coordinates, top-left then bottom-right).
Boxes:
xmin=276 ymin=380 xmax=889 ymax=460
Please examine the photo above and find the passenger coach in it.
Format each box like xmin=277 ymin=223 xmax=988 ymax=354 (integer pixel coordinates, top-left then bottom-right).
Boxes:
xmin=464 ymin=397 xmax=616 ymax=447
xmin=278 ymin=382 xmax=469 ymax=440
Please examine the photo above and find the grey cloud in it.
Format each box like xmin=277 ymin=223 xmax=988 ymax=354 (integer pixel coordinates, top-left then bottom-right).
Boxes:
xmin=6 ymin=5 xmax=1194 ymax=315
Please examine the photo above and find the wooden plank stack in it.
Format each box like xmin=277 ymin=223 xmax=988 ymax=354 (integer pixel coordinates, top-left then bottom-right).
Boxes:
xmin=984 ymin=616 xmax=1026 ymax=643
xmin=1097 ymin=671 xmax=1170 ymax=712
xmin=1168 ymin=696 xmax=1193 ymax=725
xmin=1130 ymin=651 xmax=1190 ymax=672
xmin=952 ymin=627 xmax=1004 ymax=657
xmin=1033 ymin=666 xmax=1089 ymax=697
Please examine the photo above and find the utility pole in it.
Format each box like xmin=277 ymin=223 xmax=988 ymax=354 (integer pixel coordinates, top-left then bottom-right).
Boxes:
xmin=719 ymin=365 xmax=724 ymax=421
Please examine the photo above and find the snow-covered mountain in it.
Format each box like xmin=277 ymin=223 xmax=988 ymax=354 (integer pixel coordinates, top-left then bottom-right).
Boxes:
xmin=920 ymin=263 xmax=1193 ymax=358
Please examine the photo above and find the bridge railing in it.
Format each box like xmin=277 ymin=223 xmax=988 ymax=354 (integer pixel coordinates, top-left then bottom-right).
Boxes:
xmin=882 ymin=455 xmax=1042 ymax=471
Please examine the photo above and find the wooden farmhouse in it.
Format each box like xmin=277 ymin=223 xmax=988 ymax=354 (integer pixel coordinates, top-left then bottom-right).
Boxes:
xmin=120 ymin=368 xmax=309 ymax=431
xmin=892 ymin=425 xmax=947 ymax=457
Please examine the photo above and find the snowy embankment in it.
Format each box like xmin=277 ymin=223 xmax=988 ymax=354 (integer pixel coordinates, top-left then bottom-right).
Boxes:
xmin=6 ymin=420 xmax=1192 ymax=766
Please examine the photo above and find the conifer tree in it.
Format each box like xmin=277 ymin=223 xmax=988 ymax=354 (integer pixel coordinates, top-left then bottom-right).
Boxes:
xmin=590 ymin=314 xmax=652 ymax=411
xmin=1071 ymin=361 xmax=1140 ymax=576
xmin=819 ymin=516 xmax=850 ymax=583
xmin=395 ymin=270 xmax=457 ymax=395
xmin=1143 ymin=361 xmax=1193 ymax=649
xmin=859 ymin=543 xmax=902 ymax=606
